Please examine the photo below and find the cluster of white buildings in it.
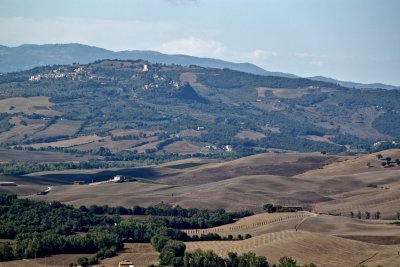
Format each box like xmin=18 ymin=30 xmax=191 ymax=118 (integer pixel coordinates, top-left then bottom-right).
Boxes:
xmin=29 ymin=67 xmax=86 ymax=81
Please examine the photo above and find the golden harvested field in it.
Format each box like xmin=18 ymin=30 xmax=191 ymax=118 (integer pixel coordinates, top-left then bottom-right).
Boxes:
xmin=0 ymin=253 xmax=94 ymax=267
xmin=0 ymin=96 xmax=61 ymax=116
xmin=301 ymin=134 xmax=335 ymax=144
xmin=94 ymin=243 xmax=159 ymax=267
xmin=184 ymin=212 xmax=314 ymax=237
xmin=297 ymin=149 xmax=400 ymax=177
xmin=185 ymin=230 xmax=400 ymax=267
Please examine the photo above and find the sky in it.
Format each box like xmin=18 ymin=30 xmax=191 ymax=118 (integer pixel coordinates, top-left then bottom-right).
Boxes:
xmin=0 ymin=0 xmax=399 ymax=85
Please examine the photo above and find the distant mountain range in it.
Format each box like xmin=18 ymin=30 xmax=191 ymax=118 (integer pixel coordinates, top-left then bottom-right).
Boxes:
xmin=0 ymin=43 xmax=398 ymax=90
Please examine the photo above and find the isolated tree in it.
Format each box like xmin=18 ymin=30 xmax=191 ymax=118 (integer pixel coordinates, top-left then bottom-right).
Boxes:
xmin=376 ymin=154 xmax=383 ymax=159
xmin=357 ymin=211 xmax=362 ymax=219
xmin=350 ymin=211 xmax=354 ymax=218
xmin=374 ymin=211 xmax=381 ymax=220
xmin=381 ymin=161 xmax=387 ymax=167
xmin=365 ymin=211 xmax=370 ymax=220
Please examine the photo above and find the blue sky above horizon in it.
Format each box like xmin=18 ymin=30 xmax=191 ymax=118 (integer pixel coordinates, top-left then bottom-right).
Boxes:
xmin=0 ymin=0 xmax=399 ymax=85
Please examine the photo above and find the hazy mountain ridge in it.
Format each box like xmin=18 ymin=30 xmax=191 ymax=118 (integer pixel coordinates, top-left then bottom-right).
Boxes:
xmin=308 ymin=76 xmax=400 ymax=90
xmin=2 ymin=43 xmax=398 ymax=90
xmin=0 ymin=43 xmax=294 ymax=78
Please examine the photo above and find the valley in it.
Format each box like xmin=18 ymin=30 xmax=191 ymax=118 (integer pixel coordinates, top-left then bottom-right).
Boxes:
xmin=1 ymin=149 xmax=399 ymax=266
xmin=0 ymin=60 xmax=399 ymax=267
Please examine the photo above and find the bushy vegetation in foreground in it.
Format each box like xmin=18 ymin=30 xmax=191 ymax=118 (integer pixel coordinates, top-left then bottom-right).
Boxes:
xmin=0 ymin=195 xmax=252 ymax=265
xmin=1 ymin=195 xmax=375 ymax=266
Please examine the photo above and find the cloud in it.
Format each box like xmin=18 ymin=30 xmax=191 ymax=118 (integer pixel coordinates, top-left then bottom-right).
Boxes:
xmin=291 ymin=52 xmax=327 ymax=67
xmin=164 ymin=0 xmax=198 ymax=5
xmin=249 ymin=49 xmax=277 ymax=61
xmin=158 ymin=37 xmax=225 ymax=57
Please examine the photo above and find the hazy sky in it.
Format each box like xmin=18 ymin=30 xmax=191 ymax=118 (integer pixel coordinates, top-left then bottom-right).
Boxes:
xmin=0 ymin=0 xmax=399 ymax=85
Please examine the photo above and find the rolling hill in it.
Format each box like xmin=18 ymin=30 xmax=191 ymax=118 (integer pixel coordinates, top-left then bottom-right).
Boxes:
xmin=0 ymin=59 xmax=399 ymax=166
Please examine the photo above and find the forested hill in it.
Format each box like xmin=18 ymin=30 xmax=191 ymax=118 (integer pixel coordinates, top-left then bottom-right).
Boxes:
xmin=0 ymin=59 xmax=399 ymax=160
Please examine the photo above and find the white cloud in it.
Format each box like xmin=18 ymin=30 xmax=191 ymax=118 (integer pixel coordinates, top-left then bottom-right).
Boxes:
xmin=249 ymin=49 xmax=277 ymax=61
xmin=158 ymin=37 xmax=225 ymax=57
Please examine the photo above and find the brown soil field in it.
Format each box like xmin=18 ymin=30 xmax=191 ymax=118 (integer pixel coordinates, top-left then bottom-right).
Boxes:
xmin=0 ymin=96 xmax=61 ymax=116
xmin=256 ymin=87 xmax=267 ymax=97
xmin=111 ymin=129 xmax=159 ymax=137
xmin=163 ymin=140 xmax=204 ymax=154
xmin=235 ymin=130 xmax=266 ymax=140
xmin=0 ymin=149 xmax=97 ymax=162
xmin=132 ymin=139 xmax=163 ymax=153
xmin=0 ymin=116 xmax=46 ymax=143
xmin=159 ymin=152 xmax=336 ymax=186
xmin=179 ymin=72 xmax=208 ymax=92
xmin=72 ymin=135 xmax=158 ymax=153
xmin=25 ymin=135 xmax=103 ymax=149
xmin=270 ymin=88 xmax=310 ymax=99
xmin=30 ymin=119 xmax=81 ymax=139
